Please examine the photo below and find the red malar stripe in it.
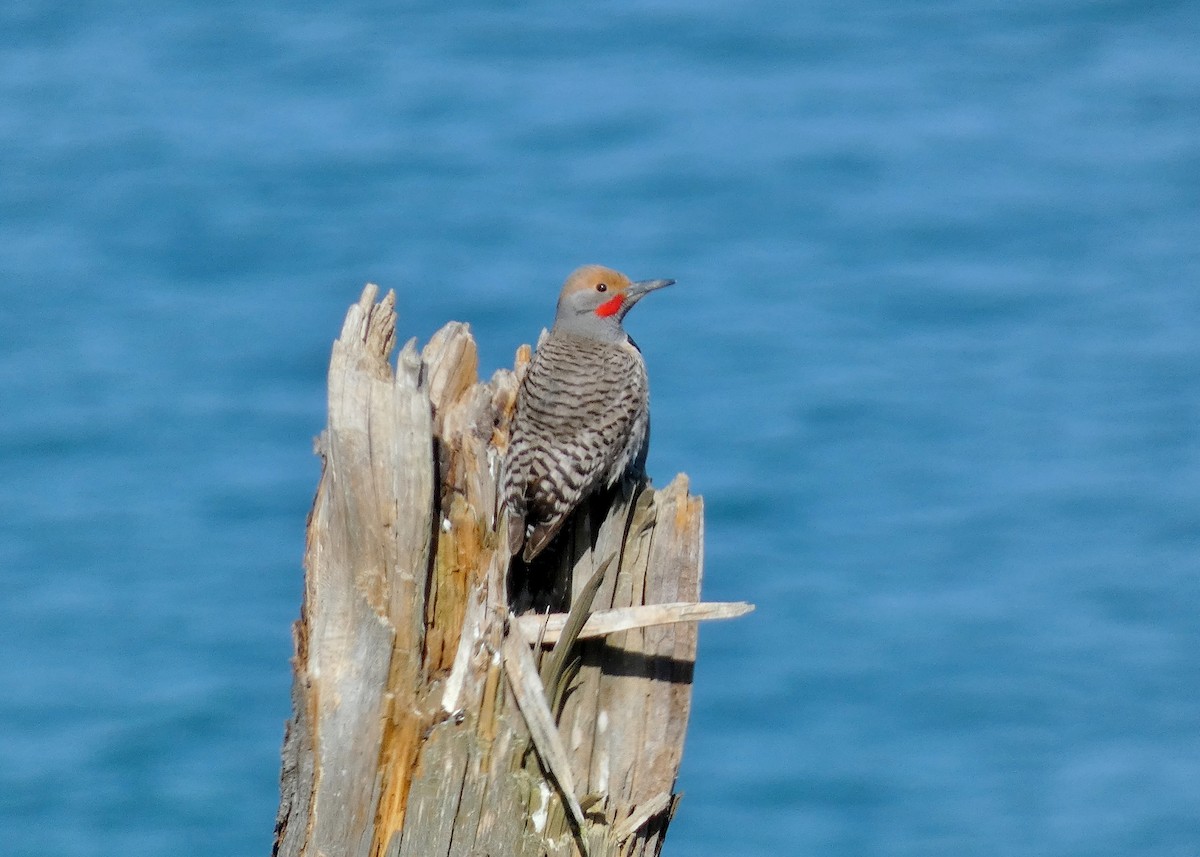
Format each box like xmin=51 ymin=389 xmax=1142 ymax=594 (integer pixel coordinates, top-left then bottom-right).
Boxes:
xmin=595 ymin=294 xmax=625 ymax=317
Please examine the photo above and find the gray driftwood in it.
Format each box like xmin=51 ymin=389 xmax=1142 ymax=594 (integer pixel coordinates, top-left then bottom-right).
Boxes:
xmin=273 ymin=285 xmax=752 ymax=857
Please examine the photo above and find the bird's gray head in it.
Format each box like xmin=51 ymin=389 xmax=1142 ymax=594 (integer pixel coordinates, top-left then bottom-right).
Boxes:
xmin=552 ymin=264 xmax=675 ymax=340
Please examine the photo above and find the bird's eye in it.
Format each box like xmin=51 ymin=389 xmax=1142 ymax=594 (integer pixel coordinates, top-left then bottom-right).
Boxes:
xmin=596 ymin=283 xmax=608 ymax=292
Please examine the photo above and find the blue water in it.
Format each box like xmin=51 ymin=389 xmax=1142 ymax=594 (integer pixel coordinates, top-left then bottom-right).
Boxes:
xmin=3 ymin=3 xmax=1199 ymax=855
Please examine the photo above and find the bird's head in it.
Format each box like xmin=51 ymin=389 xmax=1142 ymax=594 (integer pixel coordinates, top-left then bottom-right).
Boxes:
xmin=552 ymin=264 xmax=674 ymax=338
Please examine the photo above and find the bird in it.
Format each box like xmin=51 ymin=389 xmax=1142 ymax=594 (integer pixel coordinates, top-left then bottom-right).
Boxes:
xmin=501 ymin=264 xmax=675 ymax=563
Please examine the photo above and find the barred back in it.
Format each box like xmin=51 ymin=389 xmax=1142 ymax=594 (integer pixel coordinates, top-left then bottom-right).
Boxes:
xmin=502 ymin=331 xmax=649 ymax=561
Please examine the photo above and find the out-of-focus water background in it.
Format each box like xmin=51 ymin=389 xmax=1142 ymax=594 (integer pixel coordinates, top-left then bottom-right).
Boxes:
xmin=3 ymin=2 xmax=1199 ymax=855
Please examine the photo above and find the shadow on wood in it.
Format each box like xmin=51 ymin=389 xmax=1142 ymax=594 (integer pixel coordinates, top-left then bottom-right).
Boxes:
xmin=273 ymin=285 xmax=753 ymax=857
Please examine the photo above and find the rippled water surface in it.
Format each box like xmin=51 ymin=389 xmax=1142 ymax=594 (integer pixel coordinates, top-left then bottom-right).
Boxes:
xmin=3 ymin=2 xmax=1199 ymax=855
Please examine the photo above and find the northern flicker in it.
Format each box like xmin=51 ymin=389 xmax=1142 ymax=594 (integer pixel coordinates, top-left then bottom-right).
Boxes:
xmin=501 ymin=264 xmax=674 ymax=563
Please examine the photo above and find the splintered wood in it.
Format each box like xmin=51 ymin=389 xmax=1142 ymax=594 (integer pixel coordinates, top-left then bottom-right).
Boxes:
xmin=274 ymin=285 xmax=752 ymax=857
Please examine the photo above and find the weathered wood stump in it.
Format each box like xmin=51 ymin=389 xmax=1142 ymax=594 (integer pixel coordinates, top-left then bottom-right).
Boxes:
xmin=273 ymin=286 xmax=751 ymax=857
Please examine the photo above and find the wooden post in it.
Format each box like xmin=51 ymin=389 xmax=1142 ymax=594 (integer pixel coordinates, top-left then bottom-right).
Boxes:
xmin=273 ymin=286 xmax=752 ymax=857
